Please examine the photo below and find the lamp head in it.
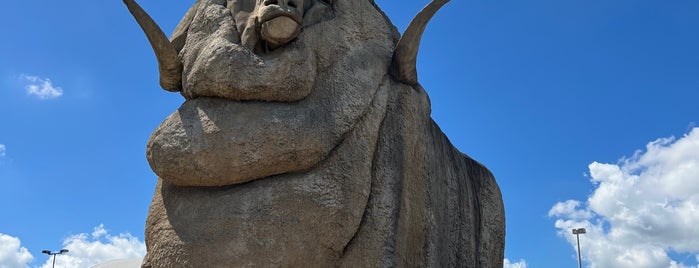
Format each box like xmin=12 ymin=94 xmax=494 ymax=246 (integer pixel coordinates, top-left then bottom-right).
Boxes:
xmin=572 ymin=228 xmax=587 ymax=234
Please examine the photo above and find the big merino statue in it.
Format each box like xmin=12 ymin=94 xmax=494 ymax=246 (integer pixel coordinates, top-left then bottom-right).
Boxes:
xmin=123 ymin=0 xmax=505 ymax=267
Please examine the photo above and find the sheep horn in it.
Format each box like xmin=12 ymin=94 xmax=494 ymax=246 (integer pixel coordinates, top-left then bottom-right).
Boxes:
xmin=123 ymin=0 xmax=182 ymax=92
xmin=389 ymin=0 xmax=450 ymax=86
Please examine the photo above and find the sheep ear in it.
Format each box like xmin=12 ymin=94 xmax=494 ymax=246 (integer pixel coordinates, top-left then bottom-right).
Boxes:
xmin=123 ymin=0 xmax=183 ymax=92
xmin=389 ymin=0 xmax=450 ymax=86
xmin=170 ymin=1 xmax=202 ymax=53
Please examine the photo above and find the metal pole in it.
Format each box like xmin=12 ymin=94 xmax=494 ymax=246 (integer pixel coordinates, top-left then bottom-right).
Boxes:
xmin=52 ymin=254 xmax=57 ymax=268
xmin=576 ymin=232 xmax=582 ymax=268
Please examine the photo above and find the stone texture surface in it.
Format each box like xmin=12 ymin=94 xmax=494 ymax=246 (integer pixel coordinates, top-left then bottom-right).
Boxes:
xmin=126 ymin=0 xmax=506 ymax=267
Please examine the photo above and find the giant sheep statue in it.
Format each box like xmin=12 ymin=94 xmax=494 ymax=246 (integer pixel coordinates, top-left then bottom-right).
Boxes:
xmin=123 ymin=0 xmax=505 ymax=267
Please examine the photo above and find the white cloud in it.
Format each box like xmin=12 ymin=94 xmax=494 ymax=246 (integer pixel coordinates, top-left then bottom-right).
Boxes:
xmin=504 ymin=258 xmax=528 ymax=268
xmin=19 ymin=74 xmax=63 ymax=99
xmin=38 ymin=224 xmax=145 ymax=268
xmin=550 ymin=128 xmax=699 ymax=268
xmin=91 ymin=225 xmax=108 ymax=239
xmin=549 ymin=200 xmax=593 ymax=220
xmin=0 ymin=144 xmax=5 ymax=157
xmin=0 ymin=233 xmax=33 ymax=268
xmin=0 ymin=226 xmax=144 ymax=268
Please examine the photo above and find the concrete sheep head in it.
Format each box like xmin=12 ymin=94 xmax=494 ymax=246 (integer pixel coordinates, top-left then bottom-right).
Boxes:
xmin=123 ymin=0 xmax=449 ymax=187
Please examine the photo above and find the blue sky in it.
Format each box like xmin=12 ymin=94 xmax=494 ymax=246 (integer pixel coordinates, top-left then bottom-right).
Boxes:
xmin=1 ymin=0 xmax=698 ymax=267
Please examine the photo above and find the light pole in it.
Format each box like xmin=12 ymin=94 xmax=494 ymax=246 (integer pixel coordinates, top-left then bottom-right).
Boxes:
xmin=42 ymin=249 xmax=69 ymax=268
xmin=572 ymin=228 xmax=586 ymax=268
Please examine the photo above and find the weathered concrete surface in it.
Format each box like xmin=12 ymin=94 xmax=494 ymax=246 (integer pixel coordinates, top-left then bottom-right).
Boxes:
xmin=123 ymin=0 xmax=505 ymax=267
xmin=337 ymin=80 xmax=505 ymax=267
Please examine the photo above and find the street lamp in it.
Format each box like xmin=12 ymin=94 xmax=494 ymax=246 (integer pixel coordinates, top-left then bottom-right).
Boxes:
xmin=42 ymin=249 xmax=69 ymax=268
xmin=572 ymin=228 xmax=586 ymax=268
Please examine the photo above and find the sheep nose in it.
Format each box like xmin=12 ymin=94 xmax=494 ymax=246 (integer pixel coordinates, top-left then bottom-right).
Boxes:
xmin=263 ymin=0 xmax=300 ymax=10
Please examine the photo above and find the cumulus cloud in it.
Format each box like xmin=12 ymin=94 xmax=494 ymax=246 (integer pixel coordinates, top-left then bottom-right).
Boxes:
xmin=19 ymin=74 xmax=63 ymax=99
xmin=0 ymin=225 xmax=144 ymax=268
xmin=550 ymin=128 xmax=699 ymax=268
xmin=0 ymin=233 xmax=33 ymax=268
xmin=0 ymin=144 xmax=5 ymax=157
xmin=504 ymin=258 xmax=528 ymax=268
xmin=38 ymin=224 xmax=146 ymax=268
